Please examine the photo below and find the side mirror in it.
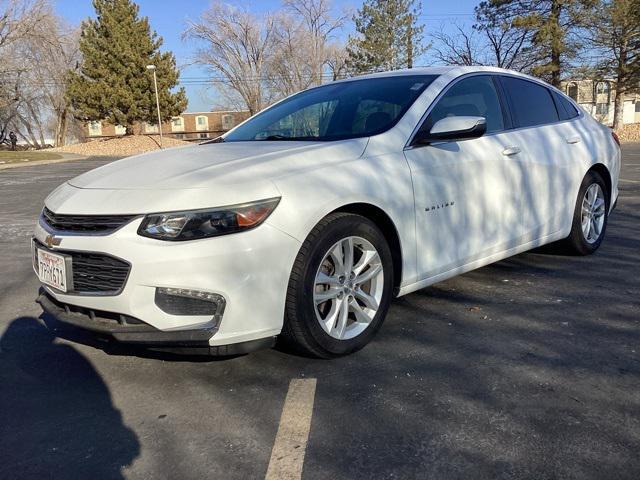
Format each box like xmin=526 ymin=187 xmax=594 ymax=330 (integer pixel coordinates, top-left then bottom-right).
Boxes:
xmin=414 ymin=116 xmax=487 ymax=145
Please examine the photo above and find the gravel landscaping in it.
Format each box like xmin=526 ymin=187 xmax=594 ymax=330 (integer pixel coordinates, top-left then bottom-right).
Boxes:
xmin=50 ymin=135 xmax=191 ymax=157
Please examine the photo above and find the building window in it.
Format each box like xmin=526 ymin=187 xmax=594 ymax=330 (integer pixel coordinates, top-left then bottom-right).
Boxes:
xmin=171 ymin=117 xmax=184 ymax=132
xmin=173 ymin=133 xmax=185 ymax=140
xmin=88 ymin=121 xmax=102 ymax=137
xmin=595 ymin=81 xmax=610 ymax=95
xmin=198 ymin=132 xmax=209 ymax=139
xmin=114 ymin=125 xmax=126 ymax=136
xmin=595 ymin=103 xmax=609 ymax=116
xmin=196 ymin=115 xmax=209 ymax=131
xmin=222 ymin=114 xmax=234 ymax=130
xmin=567 ymin=82 xmax=578 ymax=101
xmin=144 ymin=123 xmax=159 ymax=134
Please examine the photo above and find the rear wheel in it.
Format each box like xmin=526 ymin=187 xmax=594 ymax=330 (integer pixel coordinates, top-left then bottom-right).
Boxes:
xmin=282 ymin=213 xmax=393 ymax=358
xmin=564 ymin=170 xmax=609 ymax=255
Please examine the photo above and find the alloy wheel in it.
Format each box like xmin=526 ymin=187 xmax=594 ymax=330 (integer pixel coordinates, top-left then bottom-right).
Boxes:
xmin=313 ymin=236 xmax=385 ymax=340
xmin=581 ymin=183 xmax=606 ymax=244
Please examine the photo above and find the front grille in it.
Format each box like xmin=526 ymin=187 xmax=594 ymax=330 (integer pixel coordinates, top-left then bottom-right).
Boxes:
xmin=41 ymin=207 xmax=136 ymax=234
xmin=34 ymin=240 xmax=131 ymax=295
xmin=71 ymin=251 xmax=131 ymax=294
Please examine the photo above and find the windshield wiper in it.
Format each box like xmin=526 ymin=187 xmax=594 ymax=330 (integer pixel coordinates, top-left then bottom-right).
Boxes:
xmin=201 ymin=136 xmax=225 ymax=144
xmin=259 ymin=134 xmax=319 ymax=141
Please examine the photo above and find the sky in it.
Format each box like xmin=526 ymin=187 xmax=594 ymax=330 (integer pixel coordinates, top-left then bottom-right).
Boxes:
xmin=53 ymin=0 xmax=480 ymax=112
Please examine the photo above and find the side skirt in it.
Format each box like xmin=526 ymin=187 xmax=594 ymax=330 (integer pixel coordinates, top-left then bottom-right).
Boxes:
xmin=396 ymin=230 xmax=568 ymax=297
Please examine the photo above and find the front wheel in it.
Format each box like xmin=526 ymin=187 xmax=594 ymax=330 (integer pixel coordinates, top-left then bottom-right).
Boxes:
xmin=282 ymin=213 xmax=393 ymax=358
xmin=563 ymin=170 xmax=609 ymax=255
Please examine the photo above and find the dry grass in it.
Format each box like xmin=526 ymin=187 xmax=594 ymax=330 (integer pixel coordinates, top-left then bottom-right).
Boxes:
xmin=0 ymin=151 xmax=63 ymax=164
xmin=51 ymin=135 xmax=191 ymax=157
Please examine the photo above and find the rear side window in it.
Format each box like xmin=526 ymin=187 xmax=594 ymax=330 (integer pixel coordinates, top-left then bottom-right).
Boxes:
xmin=553 ymin=92 xmax=580 ymax=120
xmin=501 ymin=76 xmax=559 ymax=128
xmin=420 ymin=75 xmax=505 ymax=134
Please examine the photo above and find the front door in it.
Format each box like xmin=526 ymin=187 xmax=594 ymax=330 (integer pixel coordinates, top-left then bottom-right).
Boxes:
xmin=403 ymin=74 xmax=523 ymax=280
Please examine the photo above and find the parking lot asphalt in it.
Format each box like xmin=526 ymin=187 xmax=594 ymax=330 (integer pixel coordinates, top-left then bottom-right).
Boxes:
xmin=1 ymin=146 xmax=639 ymax=480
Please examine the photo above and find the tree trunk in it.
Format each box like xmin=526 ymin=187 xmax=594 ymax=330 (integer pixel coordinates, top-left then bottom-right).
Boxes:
xmin=613 ymin=43 xmax=628 ymax=131
xmin=55 ymin=107 xmax=68 ymax=147
xmin=407 ymin=21 xmax=413 ymax=69
xmin=612 ymin=88 xmax=625 ymax=131
xmin=550 ymin=0 xmax=562 ymax=87
xmin=126 ymin=124 xmax=135 ymax=135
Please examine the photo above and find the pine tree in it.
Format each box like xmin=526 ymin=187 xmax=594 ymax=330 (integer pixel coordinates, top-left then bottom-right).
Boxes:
xmin=67 ymin=0 xmax=187 ymax=134
xmin=584 ymin=0 xmax=640 ymax=130
xmin=481 ymin=0 xmax=592 ymax=87
xmin=346 ymin=0 xmax=425 ymax=74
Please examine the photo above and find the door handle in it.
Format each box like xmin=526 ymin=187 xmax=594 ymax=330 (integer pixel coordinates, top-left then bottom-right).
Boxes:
xmin=502 ymin=146 xmax=521 ymax=156
xmin=566 ymin=137 xmax=581 ymax=144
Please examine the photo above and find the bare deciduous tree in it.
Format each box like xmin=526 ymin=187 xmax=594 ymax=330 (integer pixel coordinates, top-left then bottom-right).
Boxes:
xmin=430 ymin=11 xmax=538 ymax=72
xmin=430 ymin=24 xmax=483 ymax=66
xmin=183 ymin=1 xmax=278 ymax=115
xmin=268 ymin=0 xmax=346 ymax=97
xmin=184 ymin=0 xmax=347 ymax=112
xmin=282 ymin=0 xmax=347 ymax=83
xmin=1 ymin=0 xmax=79 ymax=147
xmin=0 ymin=0 xmax=50 ymax=144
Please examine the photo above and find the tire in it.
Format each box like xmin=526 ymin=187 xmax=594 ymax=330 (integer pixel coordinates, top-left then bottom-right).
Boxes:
xmin=563 ymin=170 xmax=609 ymax=255
xmin=282 ymin=212 xmax=394 ymax=358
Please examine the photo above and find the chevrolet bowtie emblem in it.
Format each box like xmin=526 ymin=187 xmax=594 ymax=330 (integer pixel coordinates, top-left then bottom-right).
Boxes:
xmin=45 ymin=234 xmax=61 ymax=248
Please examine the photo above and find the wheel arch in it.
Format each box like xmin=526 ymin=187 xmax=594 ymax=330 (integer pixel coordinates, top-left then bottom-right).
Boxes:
xmin=587 ymin=163 xmax=612 ymax=201
xmin=331 ymin=202 xmax=403 ymax=295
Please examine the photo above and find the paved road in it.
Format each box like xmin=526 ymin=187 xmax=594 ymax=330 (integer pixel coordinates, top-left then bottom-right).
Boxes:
xmin=1 ymin=147 xmax=639 ymax=479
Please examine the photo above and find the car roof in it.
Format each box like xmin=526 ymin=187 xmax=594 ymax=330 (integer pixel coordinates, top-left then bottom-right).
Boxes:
xmin=331 ymin=66 xmax=561 ymax=93
xmin=338 ymin=65 xmax=539 ymax=83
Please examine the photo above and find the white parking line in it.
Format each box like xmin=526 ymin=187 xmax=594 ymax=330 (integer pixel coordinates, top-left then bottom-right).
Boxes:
xmin=265 ymin=378 xmax=317 ymax=480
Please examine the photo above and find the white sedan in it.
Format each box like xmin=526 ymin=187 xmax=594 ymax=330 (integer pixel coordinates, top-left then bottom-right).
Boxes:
xmin=33 ymin=66 xmax=620 ymax=358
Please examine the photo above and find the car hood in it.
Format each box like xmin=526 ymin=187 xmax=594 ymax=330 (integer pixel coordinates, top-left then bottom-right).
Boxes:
xmin=68 ymin=139 xmax=368 ymax=190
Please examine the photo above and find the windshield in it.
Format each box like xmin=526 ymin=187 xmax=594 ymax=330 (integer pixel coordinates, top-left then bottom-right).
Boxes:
xmin=223 ymin=75 xmax=438 ymax=142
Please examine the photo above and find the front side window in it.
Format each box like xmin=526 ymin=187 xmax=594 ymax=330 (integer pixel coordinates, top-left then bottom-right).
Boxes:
xmin=224 ymin=75 xmax=438 ymax=142
xmin=418 ymin=75 xmax=505 ymax=136
xmin=501 ymin=76 xmax=559 ymax=128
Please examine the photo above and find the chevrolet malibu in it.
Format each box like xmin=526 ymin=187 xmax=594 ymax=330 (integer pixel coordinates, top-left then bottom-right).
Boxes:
xmin=33 ymin=66 xmax=620 ymax=358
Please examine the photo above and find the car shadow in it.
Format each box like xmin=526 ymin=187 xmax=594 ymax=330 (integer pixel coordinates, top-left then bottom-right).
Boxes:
xmin=0 ymin=317 xmax=140 ymax=479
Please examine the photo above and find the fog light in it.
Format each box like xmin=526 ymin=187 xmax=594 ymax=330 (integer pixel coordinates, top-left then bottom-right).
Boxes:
xmin=155 ymin=287 xmax=226 ymax=322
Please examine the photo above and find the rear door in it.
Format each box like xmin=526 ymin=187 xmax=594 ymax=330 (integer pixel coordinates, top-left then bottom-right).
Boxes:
xmin=404 ymin=74 xmax=523 ymax=280
xmin=498 ymin=75 xmax=582 ymax=240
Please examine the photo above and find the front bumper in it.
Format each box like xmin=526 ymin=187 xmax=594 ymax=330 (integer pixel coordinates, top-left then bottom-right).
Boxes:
xmin=38 ymin=289 xmax=275 ymax=355
xmin=33 ymin=215 xmax=301 ymax=349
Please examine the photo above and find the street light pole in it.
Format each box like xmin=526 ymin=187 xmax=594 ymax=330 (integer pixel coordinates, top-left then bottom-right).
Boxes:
xmin=146 ymin=64 xmax=163 ymax=149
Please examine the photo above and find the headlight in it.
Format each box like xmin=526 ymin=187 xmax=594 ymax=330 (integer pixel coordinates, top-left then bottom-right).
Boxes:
xmin=138 ymin=197 xmax=280 ymax=241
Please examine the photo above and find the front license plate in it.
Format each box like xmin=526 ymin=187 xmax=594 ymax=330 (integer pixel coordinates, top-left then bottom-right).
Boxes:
xmin=37 ymin=248 xmax=68 ymax=292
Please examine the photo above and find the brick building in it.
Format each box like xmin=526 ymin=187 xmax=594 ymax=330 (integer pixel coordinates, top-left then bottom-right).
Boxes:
xmin=85 ymin=110 xmax=251 ymax=141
